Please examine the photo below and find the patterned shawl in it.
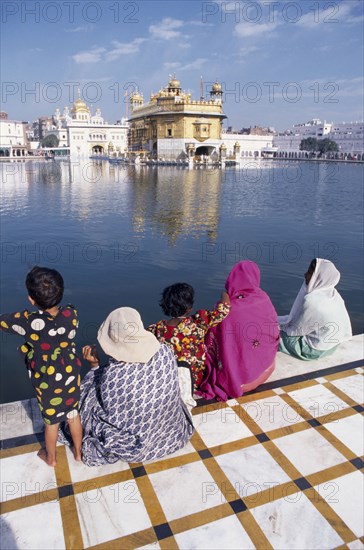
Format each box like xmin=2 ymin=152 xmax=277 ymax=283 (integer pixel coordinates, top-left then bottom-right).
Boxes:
xmin=59 ymin=344 xmax=194 ymax=466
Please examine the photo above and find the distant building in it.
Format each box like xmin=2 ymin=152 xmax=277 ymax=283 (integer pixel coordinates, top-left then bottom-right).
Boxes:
xmin=45 ymin=97 xmax=129 ymax=157
xmin=274 ymin=119 xmax=364 ymax=159
xmin=128 ymin=76 xmax=274 ymax=161
xmin=0 ymin=117 xmax=29 ymax=157
xmin=38 ymin=116 xmax=54 ymax=141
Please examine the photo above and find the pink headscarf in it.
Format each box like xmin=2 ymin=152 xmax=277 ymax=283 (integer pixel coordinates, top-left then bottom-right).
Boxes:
xmin=199 ymin=261 xmax=279 ymax=401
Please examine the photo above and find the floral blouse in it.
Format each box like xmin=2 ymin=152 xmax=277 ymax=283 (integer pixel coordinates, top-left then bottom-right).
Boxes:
xmin=148 ymin=301 xmax=230 ymax=388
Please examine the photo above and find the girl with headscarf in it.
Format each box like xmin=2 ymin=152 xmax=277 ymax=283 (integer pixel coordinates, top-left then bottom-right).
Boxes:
xmin=278 ymin=258 xmax=352 ymax=360
xmin=199 ymin=261 xmax=280 ymax=401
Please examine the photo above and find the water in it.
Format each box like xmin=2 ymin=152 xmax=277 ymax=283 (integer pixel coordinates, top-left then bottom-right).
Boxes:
xmin=1 ymin=159 xmax=363 ymax=403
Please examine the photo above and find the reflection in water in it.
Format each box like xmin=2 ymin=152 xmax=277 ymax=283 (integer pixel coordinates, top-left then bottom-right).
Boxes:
xmin=129 ymin=167 xmax=222 ymax=244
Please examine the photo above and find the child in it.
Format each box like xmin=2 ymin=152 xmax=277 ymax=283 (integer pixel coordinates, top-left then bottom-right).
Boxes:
xmin=0 ymin=266 xmax=82 ymax=467
xmin=148 ymin=283 xmax=230 ymax=390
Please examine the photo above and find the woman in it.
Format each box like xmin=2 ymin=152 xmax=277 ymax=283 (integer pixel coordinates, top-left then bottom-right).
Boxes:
xmin=278 ymin=258 xmax=352 ymax=360
xmin=59 ymin=307 xmax=194 ymax=466
xmin=199 ymin=261 xmax=279 ymax=401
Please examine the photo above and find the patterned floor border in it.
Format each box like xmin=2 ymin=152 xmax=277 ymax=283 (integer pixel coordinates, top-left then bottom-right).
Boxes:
xmin=1 ymin=360 xmax=363 ymax=549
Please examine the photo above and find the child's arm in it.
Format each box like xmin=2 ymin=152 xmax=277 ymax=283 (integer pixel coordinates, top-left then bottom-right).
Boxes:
xmin=195 ymin=292 xmax=231 ymax=330
xmin=82 ymin=345 xmax=100 ymax=369
xmin=0 ymin=311 xmax=30 ymax=335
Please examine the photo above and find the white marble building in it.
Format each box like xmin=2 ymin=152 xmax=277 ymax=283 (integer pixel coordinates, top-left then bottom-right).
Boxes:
xmin=0 ymin=118 xmax=29 ymax=158
xmin=45 ymin=98 xmax=129 ymax=158
xmin=274 ymin=119 xmax=364 ymax=159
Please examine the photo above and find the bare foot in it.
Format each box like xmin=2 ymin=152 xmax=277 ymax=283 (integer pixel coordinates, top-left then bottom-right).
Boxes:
xmin=73 ymin=448 xmax=82 ymax=462
xmin=38 ymin=448 xmax=57 ymax=467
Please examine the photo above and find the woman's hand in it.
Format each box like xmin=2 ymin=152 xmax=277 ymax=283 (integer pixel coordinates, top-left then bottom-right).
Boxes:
xmin=82 ymin=345 xmax=99 ymax=367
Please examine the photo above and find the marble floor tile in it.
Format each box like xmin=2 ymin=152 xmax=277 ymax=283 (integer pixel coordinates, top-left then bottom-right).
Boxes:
xmin=193 ymin=407 xmax=252 ymax=448
xmin=330 ymin=374 xmax=364 ymax=404
xmin=215 ymin=444 xmax=291 ymax=498
xmin=148 ymin=461 xmax=226 ymax=522
xmin=273 ymin=387 xmax=286 ymax=395
xmin=269 ymin=334 xmax=364 ymax=382
xmin=354 ymin=367 xmax=364 ymax=374
xmin=143 ymin=440 xmax=197 ymax=464
xmin=0 ymin=398 xmax=43 ymax=440
xmin=273 ymin=429 xmax=347 ymax=476
xmin=314 ymin=471 xmax=364 ymax=538
xmin=241 ymin=395 xmax=305 ymax=432
xmin=136 ymin=543 xmax=161 ymax=550
xmin=75 ymin=479 xmax=152 ymax=547
xmin=1 ymin=451 xmax=57 ymax=502
xmin=174 ymin=514 xmax=255 ymax=549
xmin=1 ymin=501 xmax=65 ymax=549
xmin=315 ymin=377 xmax=328 ymax=384
xmin=287 ymin=384 xmax=349 ymax=419
xmin=250 ymin=492 xmax=344 ymax=549
xmin=64 ymin=445 xmax=130 ymax=483
xmin=347 ymin=539 xmax=364 ymax=549
xmin=323 ymin=414 xmax=364 ymax=456
xmin=271 ymin=335 xmax=364 ymax=382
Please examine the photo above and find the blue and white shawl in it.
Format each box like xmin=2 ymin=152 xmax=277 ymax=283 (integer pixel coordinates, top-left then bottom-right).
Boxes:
xmin=59 ymin=344 xmax=194 ymax=466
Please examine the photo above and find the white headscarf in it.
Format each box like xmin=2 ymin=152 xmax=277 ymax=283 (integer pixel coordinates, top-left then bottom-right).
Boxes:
xmin=278 ymin=259 xmax=352 ymax=350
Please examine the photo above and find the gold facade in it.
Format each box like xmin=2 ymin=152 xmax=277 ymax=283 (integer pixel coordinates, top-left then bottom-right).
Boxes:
xmin=128 ymin=77 xmax=226 ymax=155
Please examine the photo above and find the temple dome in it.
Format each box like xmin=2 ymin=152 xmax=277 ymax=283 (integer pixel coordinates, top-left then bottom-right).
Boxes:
xmin=168 ymin=77 xmax=181 ymax=89
xmin=71 ymin=97 xmax=90 ymax=113
xmin=212 ymin=80 xmax=222 ymax=92
xmin=131 ymin=91 xmax=143 ymax=102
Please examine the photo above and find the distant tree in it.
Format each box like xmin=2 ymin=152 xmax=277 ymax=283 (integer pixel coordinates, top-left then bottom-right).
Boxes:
xmin=317 ymin=139 xmax=339 ymax=155
xmin=300 ymin=137 xmax=318 ymax=152
xmin=42 ymin=134 xmax=59 ymax=147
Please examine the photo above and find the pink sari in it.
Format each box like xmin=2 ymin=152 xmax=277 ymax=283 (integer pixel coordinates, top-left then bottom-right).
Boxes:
xmin=199 ymin=261 xmax=279 ymax=401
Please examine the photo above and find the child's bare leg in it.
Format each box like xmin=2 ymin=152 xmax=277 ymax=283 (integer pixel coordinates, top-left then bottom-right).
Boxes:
xmin=38 ymin=423 xmax=59 ymax=467
xmin=67 ymin=411 xmax=82 ymax=461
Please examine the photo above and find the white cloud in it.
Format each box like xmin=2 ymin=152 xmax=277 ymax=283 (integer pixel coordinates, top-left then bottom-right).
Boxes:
xmin=72 ymin=47 xmax=106 ymax=64
xmin=296 ymin=2 xmax=357 ymax=29
xmin=106 ymin=38 xmax=147 ymax=61
xmin=239 ymin=46 xmax=260 ymax=56
xmin=149 ymin=18 xmax=185 ymax=40
xmin=66 ymin=25 xmax=94 ymax=33
xmin=178 ymin=42 xmax=192 ymax=50
xmin=73 ymin=38 xmax=146 ymax=64
xmin=163 ymin=58 xmax=208 ymax=72
xmin=235 ymin=21 xmax=280 ymax=38
xmin=163 ymin=62 xmax=181 ymax=71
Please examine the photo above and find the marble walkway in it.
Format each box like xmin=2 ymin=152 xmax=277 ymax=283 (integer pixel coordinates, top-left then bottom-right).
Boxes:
xmin=0 ymin=335 xmax=363 ymax=549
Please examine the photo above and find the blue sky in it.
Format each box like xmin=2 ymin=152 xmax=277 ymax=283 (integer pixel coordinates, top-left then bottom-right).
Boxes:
xmin=1 ymin=0 xmax=363 ymax=130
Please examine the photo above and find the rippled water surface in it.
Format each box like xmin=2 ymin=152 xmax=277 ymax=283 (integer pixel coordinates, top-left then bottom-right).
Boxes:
xmin=1 ymin=159 xmax=363 ymax=402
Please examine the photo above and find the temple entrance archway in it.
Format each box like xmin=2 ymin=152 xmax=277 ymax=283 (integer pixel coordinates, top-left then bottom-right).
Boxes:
xmin=195 ymin=146 xmax=216 ymax=157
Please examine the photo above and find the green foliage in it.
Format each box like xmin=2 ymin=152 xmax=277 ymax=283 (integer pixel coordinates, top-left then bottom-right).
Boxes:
xmin=300 ymin=137 xmax=339 ymax=155
xmin=299 ymin=137 xmax=318 ymax=152
xmin=317 ymin=139 xmax=339 ymax=154
xmin=42 ymin=134 xmax=59 ymax=147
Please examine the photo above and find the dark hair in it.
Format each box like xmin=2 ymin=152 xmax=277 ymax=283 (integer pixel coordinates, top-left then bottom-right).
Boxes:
xmin=308 ymin=258 xmax=317 ymax=273
xmin=26 ymin=266 xmax=64 ymax=309
xmin=159 ymin=283 xmax=195 ymax=318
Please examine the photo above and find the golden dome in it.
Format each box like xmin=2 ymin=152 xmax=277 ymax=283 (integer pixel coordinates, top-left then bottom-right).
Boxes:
xmin=168 ymin=77 xmax=181 ymax=89
xmin=131 ymin=91 xmax=143 ymax=102
xmin=71 ymin=97 xmax=89 ymax=113
xmin=212 ymin=80 xmax=222 ymax=92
